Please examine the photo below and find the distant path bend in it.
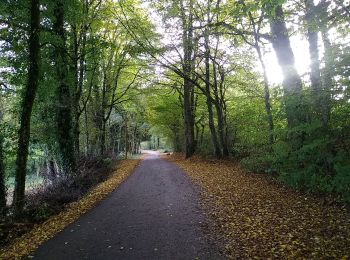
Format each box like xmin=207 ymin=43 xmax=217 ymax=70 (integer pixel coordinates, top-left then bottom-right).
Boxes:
xmin=32 ymin=151 xmax=222 ymax=260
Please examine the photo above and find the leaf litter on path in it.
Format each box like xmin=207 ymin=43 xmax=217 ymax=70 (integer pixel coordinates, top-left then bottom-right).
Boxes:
xmin=168 ymin=154 xmax=350 ymax=259
xmin=0 ymin=159 xmax=140 ymax=260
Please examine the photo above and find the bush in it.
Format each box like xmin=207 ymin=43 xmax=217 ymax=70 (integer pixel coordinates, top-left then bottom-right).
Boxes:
xmin=24 ymin=156 xmax=116 ymax=222
xmin=240 ymin=153 xmax=273 ymax=173
xmin=239 ymin=120 xmax=350 ymax=203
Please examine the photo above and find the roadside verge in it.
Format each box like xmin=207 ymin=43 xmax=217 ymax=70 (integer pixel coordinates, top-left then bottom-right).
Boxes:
xmin=167 ymin=153 xmax=350 ymax=259
xmin=0 ymin=159 xmax=141 ymax=259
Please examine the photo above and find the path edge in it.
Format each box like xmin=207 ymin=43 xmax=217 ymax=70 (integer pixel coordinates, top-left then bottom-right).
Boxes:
xmin=0 ymin=159 xmax=142 ymax=260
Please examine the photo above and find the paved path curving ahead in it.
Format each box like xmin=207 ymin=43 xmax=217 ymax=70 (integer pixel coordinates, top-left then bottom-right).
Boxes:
xmin=31 ymin=151 xmax=223 ymax=260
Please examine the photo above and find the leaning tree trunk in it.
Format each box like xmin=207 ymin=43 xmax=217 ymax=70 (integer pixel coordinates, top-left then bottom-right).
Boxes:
xmin=12 ymin=0 xmax=40 ymax=217
xmin=53 ymin=0 xmax=76 ymax=173
xmin=269 ymin=5 xmax=305 ymax=129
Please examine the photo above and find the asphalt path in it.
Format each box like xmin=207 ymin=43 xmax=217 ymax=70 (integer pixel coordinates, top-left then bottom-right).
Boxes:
xmin=31 ymin=151 xmax=223 ymax=260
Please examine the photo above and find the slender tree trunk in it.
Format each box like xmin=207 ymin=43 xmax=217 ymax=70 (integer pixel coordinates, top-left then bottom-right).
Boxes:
xmin=182 ymin=0 xmax=196 ymax=158
xmin=321 ymin=29 xmax=332 ymax=126
xmin=0 ymin=100 xmax=6 ymax=215
xmin=13 ymin=0 xmax=40 ymax=217
xmin=269 ymin=5 xmax=305 ymax=129
xmin=54 ymin=0 xmax=76 ymax=173
xmin=255 ymin=44 xmax=274 ymax=146
xmin=204 ymin=29 xmax=221 ymax=158
xmin=72 ymin=31 xmax=80 ymax=156
xmin=73 ymin=26 xmax=87 ymax=156
xmin=213 ymin=63 xmax=229 ymax=157
xmin=305 ymin=0 xmax=326 ymax=127
xmin=99 ymin=73 xmax=107 ymax=155
xmin=200 ymin=123 xmax=205 ymax=147
xmin=215 ymin=105 xmax=229 ymax=156
xmin=100 ymin=120 xmax=106 ymax=155
xmin=117 ymin=124 xmax=122 ymax=154
xmin=110 ymin=124 xmax=116 ymax=156
xmin=171 ymin=125 xmax=181 ymax=152
xmin=242 ymin=0 xmax=274 ymax=146
xmin=124 ymin=117 xmax=128 ymax=159
xmin=84 ymin=106 xmax=89 ymax=155
xmin=305 ymin=0 xmax=321 ymax=93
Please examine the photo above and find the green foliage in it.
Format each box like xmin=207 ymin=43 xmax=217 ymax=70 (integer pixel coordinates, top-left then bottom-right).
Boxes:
xmin=242 ymin=118 xmax=350 ymax=202
xmin=240 ymin=152 xmax=273 ymax=173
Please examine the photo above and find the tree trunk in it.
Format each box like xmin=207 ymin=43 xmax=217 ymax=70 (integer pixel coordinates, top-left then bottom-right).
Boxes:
xmin=124 ymin=117 xmax=128 ymax=159
xmin=0 ymin=100 xmax=6 ymax=215
xmin=269 ymin=5 xmax=305 ymax=128
xmin=213 ymin=63 xmax=229 ymax=157
xmin=305 ymin=0 xmax=326 ymax=127
xmin=204 ymin=29 xmax=221 ymax=158
xmin=100 ymin=120 xmax=106 ymax=155
xmin=320 ymin=30 xmax=332 ymax=127
xmin=182 ymin=0 xmax=196 ymax=158
xmin=99 ymin=72 xmax=108 ymax=155
xmin=54 ymin=0 xmax=76 ymax=173
xmin=242 ymin=0 xmax=274 ymax=146
xmin=84 ymin=106 xmax=89 ymax=155
xmin=12 ymin=0 xmax=40 ymax=217
xmin=73 ymin=25 xmax=87 ymax=156
xmin=72 ymin=31 xmax=80 ymax=156
xmin=255 ymin=43 xmax=274 ymax=146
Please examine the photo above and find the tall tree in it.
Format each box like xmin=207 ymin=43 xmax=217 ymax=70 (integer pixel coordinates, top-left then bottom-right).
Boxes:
xmin=304 ymin=0 xmax=325 ymax=126
xmin=203 ymin=1 xmax=222 ymax=158
xmin=318 ymin=0 xmax=334 ymax=127
xmin=268 ymin=4 xmax=305 ymax=128
xmin=181 ymin=0 xmax=197 ymax=158
xmin=0 ymin=91 xmax=6 ymax=215
xmin=13 ymin=0 xmax=41 ymax=216
xmin=242 ymin=1 xmax=274 ymax=146
xmin=53 ymin=0 xmax=76 ymax=173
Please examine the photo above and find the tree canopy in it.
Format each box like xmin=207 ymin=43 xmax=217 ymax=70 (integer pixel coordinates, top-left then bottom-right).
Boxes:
xmin=0 ymin=0 xmax=350 ymax=217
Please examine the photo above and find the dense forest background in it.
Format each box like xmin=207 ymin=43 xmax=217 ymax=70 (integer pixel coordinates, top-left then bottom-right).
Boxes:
xmin=0 ymin=0 xmax=349 ymax=220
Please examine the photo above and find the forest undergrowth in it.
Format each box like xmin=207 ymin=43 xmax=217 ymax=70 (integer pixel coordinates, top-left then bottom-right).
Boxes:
xmin=168 ymin=153 xmax=350 ymax=259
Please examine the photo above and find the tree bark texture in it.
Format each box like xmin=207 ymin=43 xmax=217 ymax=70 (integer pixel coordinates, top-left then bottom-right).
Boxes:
xmin=13 ymin=0 xmax=40 ymax=216
xmin=54 ymin=0 xmax=76 ymax=173
xmin=269 ymin=5 xmax=305 ymax=128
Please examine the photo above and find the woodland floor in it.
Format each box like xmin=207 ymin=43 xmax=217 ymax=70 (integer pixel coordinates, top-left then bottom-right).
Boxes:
xmin=3 ymin=151 xmax=350 ymax=259
xmin=168 ymin=154 xmax=350 ymax=259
